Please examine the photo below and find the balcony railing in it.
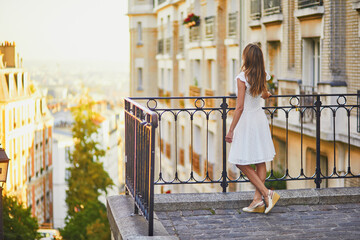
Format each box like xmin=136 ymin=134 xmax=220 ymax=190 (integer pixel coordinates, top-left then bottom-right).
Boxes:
xmin=157 ymin=39 xmax=164 ymax=54
xmin=189 ymin=85 xmax=201 ymax=97
xmin=126 ymin=93 xmax=360 ymax=235
xmin=228 ymin=12 xmax=237 ymax=37
xmin=298 ymin=0 xmax=323 ymax=9
xmin=189 ymin=25 xmax=200 ymax=42
xmin=264 ymin=0 xmax=282 ymax=16
xmin=178 ymin=35 xmax=184 ymax=53
xmin=165 ymin=37 xmax=171 ymax=54
xmin=205 ymin=16 xmax=215 ymax=40
xmin=251 ymin=0 xmax=261 ymax=20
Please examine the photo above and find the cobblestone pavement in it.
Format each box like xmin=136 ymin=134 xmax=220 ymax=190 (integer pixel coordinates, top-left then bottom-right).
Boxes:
xmin=156 ymin=203 xmax=360 ymax=240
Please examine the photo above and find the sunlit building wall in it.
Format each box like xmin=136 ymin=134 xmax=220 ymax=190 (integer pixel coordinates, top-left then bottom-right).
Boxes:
xmin=0 ymin=42 xmax=55 ymax=226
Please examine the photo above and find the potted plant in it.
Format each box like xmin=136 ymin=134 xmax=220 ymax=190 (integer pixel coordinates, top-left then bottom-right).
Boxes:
xmin=183 ymin=13 xmax=200 ymax=28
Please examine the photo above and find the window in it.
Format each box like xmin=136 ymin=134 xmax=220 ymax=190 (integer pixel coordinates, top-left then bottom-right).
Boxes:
xmin=65 ymin=146 xmax=70 ymax=163
xmin=302 ymin=38 xmax=320 ymax=88
xmin=207 ymin=60 xmax=216 ymax=90
xmin=267 ymin=41 xmax=281 ymax=82
xmin=167 ymin=69 xmax=172 ymax=92
xmin=137 ymin=68 xmax=143 ymax=91
xmin=137 ymin=22 xmax=142 ymax=44
xmin=230 ymin=59 xmax=237 ymax=93
xmin=161 ymin=68 xmax=165 ymax=90
xmin=179 ymin=69 xmax=185 ymax=94
xmin=167 ymin=15 xmax=171 ymax=37
xmin=193 ymin=60 xmax=201 ymax=86
xmin=180 ymin=12 xmax=184 ymax=36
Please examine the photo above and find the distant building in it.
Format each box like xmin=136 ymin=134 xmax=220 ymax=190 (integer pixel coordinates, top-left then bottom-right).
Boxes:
xmin=52 ymin=110 xmax=74 ymax=229
xmin=128 ymin=1 xmax=360 ymax=193
xmin=0 ymin=41 xmax=54 ymax=226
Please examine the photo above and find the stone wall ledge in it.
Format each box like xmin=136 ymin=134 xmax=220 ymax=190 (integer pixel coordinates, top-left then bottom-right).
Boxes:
xmin=107 ymin=195 xmax=179 ymax=240
xmin=154 ymin=187 xmax=360 ymax=211
xmin=107 ymin=187 xmax=360 ymax=239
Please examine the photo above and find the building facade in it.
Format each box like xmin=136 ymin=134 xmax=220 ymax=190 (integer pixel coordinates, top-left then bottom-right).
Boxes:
xmin=128 ymin=0 xmax=360 ymax=193
xmin=0 ymin=41 xmax=54 ymax=226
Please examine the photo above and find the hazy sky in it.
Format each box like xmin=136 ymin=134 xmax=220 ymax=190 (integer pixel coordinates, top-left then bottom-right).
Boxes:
xmin=0 ymin=0 xmax=129 ymax=67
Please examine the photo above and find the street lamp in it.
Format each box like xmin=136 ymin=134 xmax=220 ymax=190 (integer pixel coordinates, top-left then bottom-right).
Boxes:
xmin=0 ymin=146 xmax=10 ymax=240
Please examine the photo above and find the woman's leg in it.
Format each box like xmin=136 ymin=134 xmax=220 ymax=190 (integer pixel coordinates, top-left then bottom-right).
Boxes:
xmin=236 ymin=164 xmax=269 ymax=205
xmin=252 ymin=163 xmax=267 ymax=204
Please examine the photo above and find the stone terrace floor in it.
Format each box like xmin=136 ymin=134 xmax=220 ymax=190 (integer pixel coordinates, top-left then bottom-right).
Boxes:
xmin=156 ymin=203 xmax=360 ymax=240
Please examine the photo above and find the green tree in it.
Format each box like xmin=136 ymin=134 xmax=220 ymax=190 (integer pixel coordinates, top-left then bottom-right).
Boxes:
xmin=3 ymin=194 xmax=40 ymax=240
xmin=61 ymin=100 xmax=113 ymax=240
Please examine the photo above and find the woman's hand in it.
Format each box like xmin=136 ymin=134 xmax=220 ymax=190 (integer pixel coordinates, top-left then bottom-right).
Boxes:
xmin=261 ymin=90 xmax=272 ymax=99
xmin=225 ymin=130 xmax=233 ymax=143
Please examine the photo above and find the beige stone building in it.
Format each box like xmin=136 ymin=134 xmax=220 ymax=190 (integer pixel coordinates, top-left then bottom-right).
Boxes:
xmin=128 ymin=0 xmax=360 ymax=193
xmin=0 ymin=42 xmax=55 ymax=226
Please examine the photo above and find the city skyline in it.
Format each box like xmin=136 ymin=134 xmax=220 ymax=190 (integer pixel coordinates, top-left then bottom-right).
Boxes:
xmin=0 ymin=0 xmax=129 ymax=70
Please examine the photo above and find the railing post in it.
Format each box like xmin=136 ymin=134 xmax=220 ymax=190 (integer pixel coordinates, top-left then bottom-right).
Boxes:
xmin=148 ymin=115 xmax=157 ymax=236
xmin=315 ymin=94 xmax=322 ymax=188
xmin=134 ymin=108 xmax=139 ymax=214
xmin=221 ymin=97 xmax=228 ymax=192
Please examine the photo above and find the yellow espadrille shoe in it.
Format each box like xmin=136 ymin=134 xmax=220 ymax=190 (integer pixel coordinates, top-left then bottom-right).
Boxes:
xmin=264 ymin=190 xmax=280 ymax=214
xmin=242 ymin=201 xmax=265 ymax=213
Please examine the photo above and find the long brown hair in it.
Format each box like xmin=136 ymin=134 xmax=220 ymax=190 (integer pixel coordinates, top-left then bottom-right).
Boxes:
xmin=241 ymin=43 xmax=267 ymax=97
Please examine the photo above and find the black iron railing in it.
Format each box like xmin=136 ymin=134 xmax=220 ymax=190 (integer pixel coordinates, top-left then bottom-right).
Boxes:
xmin=298 ymin=0 xmax=323 ymax=9
xmin=251 ymin=0 xmax=262 ymax=20
xmin=205 ymin=16 xmax=215 ymax=40
xmin=228 ymin=12 xmax=237 ymax=37
xmin=124 ymin=98 xmax=158 ymax=236
xmin=165 ymin=37 xmax=171 ymax=54
xmin=129 ymin=93 xmax=360 ymax=192
xmin=157 ymin=39 xmax=164 ymax=54
xmin=264 ymin=0 xmax=281 ymax=15
xmin=178 ymin=35 xmax=184 ymax=53
xmin=189 ymin=25 xmax=201 ymax=42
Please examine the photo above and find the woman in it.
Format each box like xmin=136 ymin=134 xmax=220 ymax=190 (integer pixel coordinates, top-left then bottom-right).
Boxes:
xmin=225 ymin=43 xmax=279 ymax=214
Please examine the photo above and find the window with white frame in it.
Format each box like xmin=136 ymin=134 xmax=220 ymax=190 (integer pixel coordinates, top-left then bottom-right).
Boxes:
xmin=179 ymin=69 xmax=185 ymax=94
xmin=137 ymin=22 xmax=142 ymax=44
xmin=167 ymin=68 xmax=172 ymax=92
xmin=302 ymin=38 xmax=320 ymax=88
xmin=194 ymin=125 xmax=202 ymax=154
xmin=230 ymin=59 xmax=238 ymax=93
xmin=207 ymin=60 xmax=216 ymax=90
xmin=193 ymin=60 xmax=201 ymax=86
xmin=137 ymin=68 xmax=143 ymax=90
xmin=161 ymin=68 xmax=165 ymax=90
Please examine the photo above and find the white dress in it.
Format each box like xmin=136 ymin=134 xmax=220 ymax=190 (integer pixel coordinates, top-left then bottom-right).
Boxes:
xmin=228 ymin=72 xmax=276 ymax=165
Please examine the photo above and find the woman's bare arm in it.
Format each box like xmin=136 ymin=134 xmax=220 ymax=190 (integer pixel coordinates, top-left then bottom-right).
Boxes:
xmin=261 ymin=89 xmax=272 ymax=99
xmin=225 ymin=79 xmax=245 ymax=143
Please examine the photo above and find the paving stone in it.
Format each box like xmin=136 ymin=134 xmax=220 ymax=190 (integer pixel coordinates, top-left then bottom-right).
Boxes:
xmin=155 ymin=211 xmax=168 ymax=219
xmin=288 ymin=205 xmax=313 ymax=212
xmin=158 ymin=203 xmax=360 ymax=239
xmin=167 ymin=211 xmax=182 ymax=217
xmin=310 ymin=204 xmax=337 ymax=211
xmin=214 ymin=209 xmax=238 ymax=215
xmin=192 ymin=209 xmax=212 ymax=215
xmin=334 ymin=203 xmax=360 ymax=209
xmin=180 ymin=210 xmax=194 ymax=217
